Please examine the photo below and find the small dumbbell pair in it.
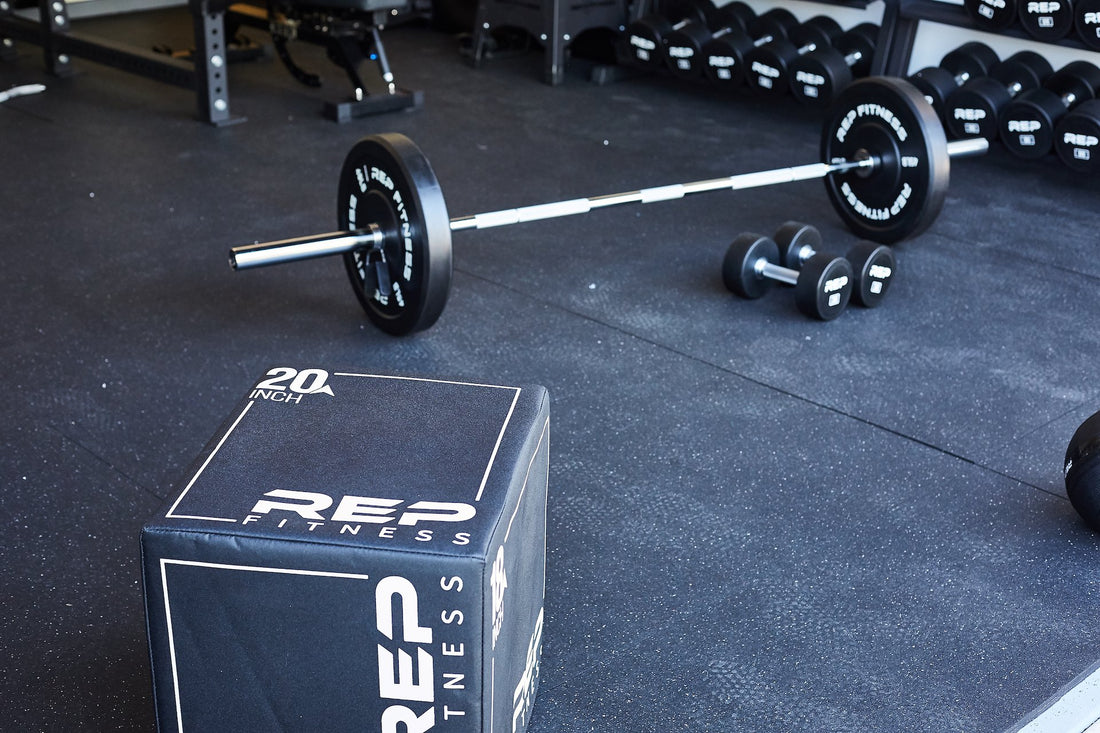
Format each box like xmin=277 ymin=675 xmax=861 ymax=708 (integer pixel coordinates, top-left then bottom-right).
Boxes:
xmin=722 ymin=221 xmax=896 ymax=320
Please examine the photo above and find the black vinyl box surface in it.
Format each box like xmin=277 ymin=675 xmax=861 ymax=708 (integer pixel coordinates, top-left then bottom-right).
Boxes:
xmin=141 ymin=367 xmax=550 ymax=733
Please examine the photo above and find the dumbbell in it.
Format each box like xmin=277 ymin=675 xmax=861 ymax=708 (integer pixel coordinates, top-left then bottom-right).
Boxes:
xmin=723 ymin=233 xmax=853 ymax=320
xmin=700 ymin=8 xmax=799 ymax=89
xmin=1064 ymin=409 xmax=1100 ymax=531
xmin=662 ymin=1 xmax=754 ymax=79
xmin=789 ymin=23 xmax=878 ymax=107
xmin=944 ymin=51 xmax=1053 ymax=140
xmin=1054 ymin=99 xmax=1100 ymax=172
xmin=1001 ymin=60 xmax=1100 ymax=159
xmin=618 ymin=0 xmax=715 ymax=71
xmin=1077 ymin=0 xmax=1100 ymax=49
xmin=1019 ymin=0 xmax=1075 ymax=41
xmin=907 ymin=42 xmax=1000 ymax=121
xmin=744 ymin=16 xmax=844 ymax=96
xmin=965 ymin=0 xmax=1020 ymax=30
xmin=773 ymin=222 xmax=895 ymax=308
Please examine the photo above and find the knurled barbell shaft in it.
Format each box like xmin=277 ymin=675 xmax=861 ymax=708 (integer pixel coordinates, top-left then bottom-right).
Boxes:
xmin=229 ymin=137 xmax=988 ymax=270
xmin=449 ymin=160 xmax=866 ymax=231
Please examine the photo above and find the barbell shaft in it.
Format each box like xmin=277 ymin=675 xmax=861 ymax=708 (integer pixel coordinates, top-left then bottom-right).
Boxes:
xmin=449 ymin=160 xmax=866 ymax=231
xmin=229 ymin=137 xmax=989 ymax=270
xmin=451 ymin=137 xmax=988 ymax=232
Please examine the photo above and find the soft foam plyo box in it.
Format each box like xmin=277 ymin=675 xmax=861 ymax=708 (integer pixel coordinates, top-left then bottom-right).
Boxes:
xmin=141 ymin=367 xmax=549 ymax=733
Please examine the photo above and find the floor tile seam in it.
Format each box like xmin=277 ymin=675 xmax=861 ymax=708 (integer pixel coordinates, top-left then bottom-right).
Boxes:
xmin=45 ymin=422 xmax=165 ymax=502
xmin=932 ymin=229 xmax=1100 ymax=284
xmin=989 ymin=401 xmax=1093 ymax=466
xmin=456 ymin=268 xmax=1060 ymax=500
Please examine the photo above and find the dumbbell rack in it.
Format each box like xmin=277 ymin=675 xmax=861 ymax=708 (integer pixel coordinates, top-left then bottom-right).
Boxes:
xmin=881 ymin=0 xmax=1098 ymax=75
xmin=590 ymin=0 xmax=904 ymax=86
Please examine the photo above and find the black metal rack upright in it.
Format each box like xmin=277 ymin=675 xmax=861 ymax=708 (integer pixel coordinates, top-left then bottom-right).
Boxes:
xmin=467 ymin=0 xmax=629 ymax=84
xmin=0 ymin=0 xmax=419 ymax=123
xmin=0 ymin=0 xmax=245 ymax=123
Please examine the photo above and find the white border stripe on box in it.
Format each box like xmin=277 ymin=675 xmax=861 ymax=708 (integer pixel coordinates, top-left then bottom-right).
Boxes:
xmin=165 ymin=401 xmax=255 ymax=522
xmin=334 ymin=372 xmax=522 ymax=503
xmin=476 ymin=389 xmax=521 ymax=502
xmin=504 ymin=418 xmax=549 ymax=544
xmin=160 ymin=559 xmax=372 ymax=733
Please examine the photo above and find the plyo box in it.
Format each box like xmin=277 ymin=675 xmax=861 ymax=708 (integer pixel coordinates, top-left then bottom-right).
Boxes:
xmin=141 ymin=368 xmax=549 ymax=733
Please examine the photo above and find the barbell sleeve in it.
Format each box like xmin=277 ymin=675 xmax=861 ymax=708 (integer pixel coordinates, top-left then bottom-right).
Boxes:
xmin=230 ymin=225 xmax=382 ymax=270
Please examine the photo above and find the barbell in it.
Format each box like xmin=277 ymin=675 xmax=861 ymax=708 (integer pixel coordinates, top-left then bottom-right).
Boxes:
xmin=229 ymin=77 xmax=988 ymax=335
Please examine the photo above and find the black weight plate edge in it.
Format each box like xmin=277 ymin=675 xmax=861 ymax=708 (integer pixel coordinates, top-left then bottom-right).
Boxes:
xmin=338 ymin=133 xmax=453 ymax=336
xmin=821 ymin=76 xmax=950 ymax=244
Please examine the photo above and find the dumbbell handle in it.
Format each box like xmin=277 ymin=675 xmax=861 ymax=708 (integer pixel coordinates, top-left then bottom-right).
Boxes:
xmin=230 ymin=138 xmax=988 ymax=270
xmin=756 ymin=259 xmax=798 ymax=285
xmin=1059 ymin=91 xmax=1084 ymax=109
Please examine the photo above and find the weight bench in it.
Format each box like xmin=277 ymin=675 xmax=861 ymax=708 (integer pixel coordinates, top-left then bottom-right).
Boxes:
xmin=226 ymin=0 xmax=423 ymax=122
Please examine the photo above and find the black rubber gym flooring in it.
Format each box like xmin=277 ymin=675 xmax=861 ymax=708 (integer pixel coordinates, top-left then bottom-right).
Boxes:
xmin=3 ymin=8 xmax=1100 ymax=731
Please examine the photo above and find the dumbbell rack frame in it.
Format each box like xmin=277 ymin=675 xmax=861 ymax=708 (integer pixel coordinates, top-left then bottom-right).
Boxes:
xmin=466 ymin=0 xmax=628 ymax=85
xmin=880 ymin=0 xmax=1098 ymax=76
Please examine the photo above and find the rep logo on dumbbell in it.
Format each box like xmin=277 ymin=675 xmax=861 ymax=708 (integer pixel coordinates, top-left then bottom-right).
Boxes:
xmin=722 ymin=230 xmax=854 ymax=320
xmin=662 ymin=1 xmax=755 ymax=79
xmin=908 ymin=42 xmax=1000 ymax=121
xmin=744 ymin=15 xmax=843 ymax=95
xmin=789 ymin=23 xmax=879 ymax=107
xmin=773 ymin=221 xmax=896 ymax=308
xmin=1001 ymin=60 xmax=1100 ymax=159
xmin=701 ymin=7 xmax=798 ymax=88
xmin=945 ymin=51 xmax=1052 ymax=140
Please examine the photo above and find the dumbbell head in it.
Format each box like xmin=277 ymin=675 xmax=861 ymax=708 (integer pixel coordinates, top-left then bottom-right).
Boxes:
xmin=744 ymin=15 xmax=843 ymax=95
xmin=1054 ymin=98 xmax=1100 ymax=172
xmin=795 ymin=253 xmax=854 ymax=319
xmin=774 ymin=221 xmax=895 ymax=308
xmin=1001 ymin=61 xmax=1100 ymax=159
xmin=1065 ymin=409 xmax=1100 ymax=531
xmin=945 ymin=51 xmax=1053 ymax=140
xmin=618 ymin=0 xmax=714 ymax=69
xmin=844 ymin=241 xmax=895 ymax=307
xmin=663 ymin=1 xmax=754 ymax=78
xmin=908 ymin=42 xmax=999 ymax=119
xmin=700 ymin=7 xmax=798 ymax=88
xmin=774 ymin=221 xmax=823 ymax=268
xmin=1018 ymin=0 xmax=1075 ymax=41
xmin=965 ymin=0 xmax=1020 ymax=29
xmin=789 ymin=23 xmax=878 ymax=106
xmin=1078 ymin=0 xmax=1100 ymax=49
